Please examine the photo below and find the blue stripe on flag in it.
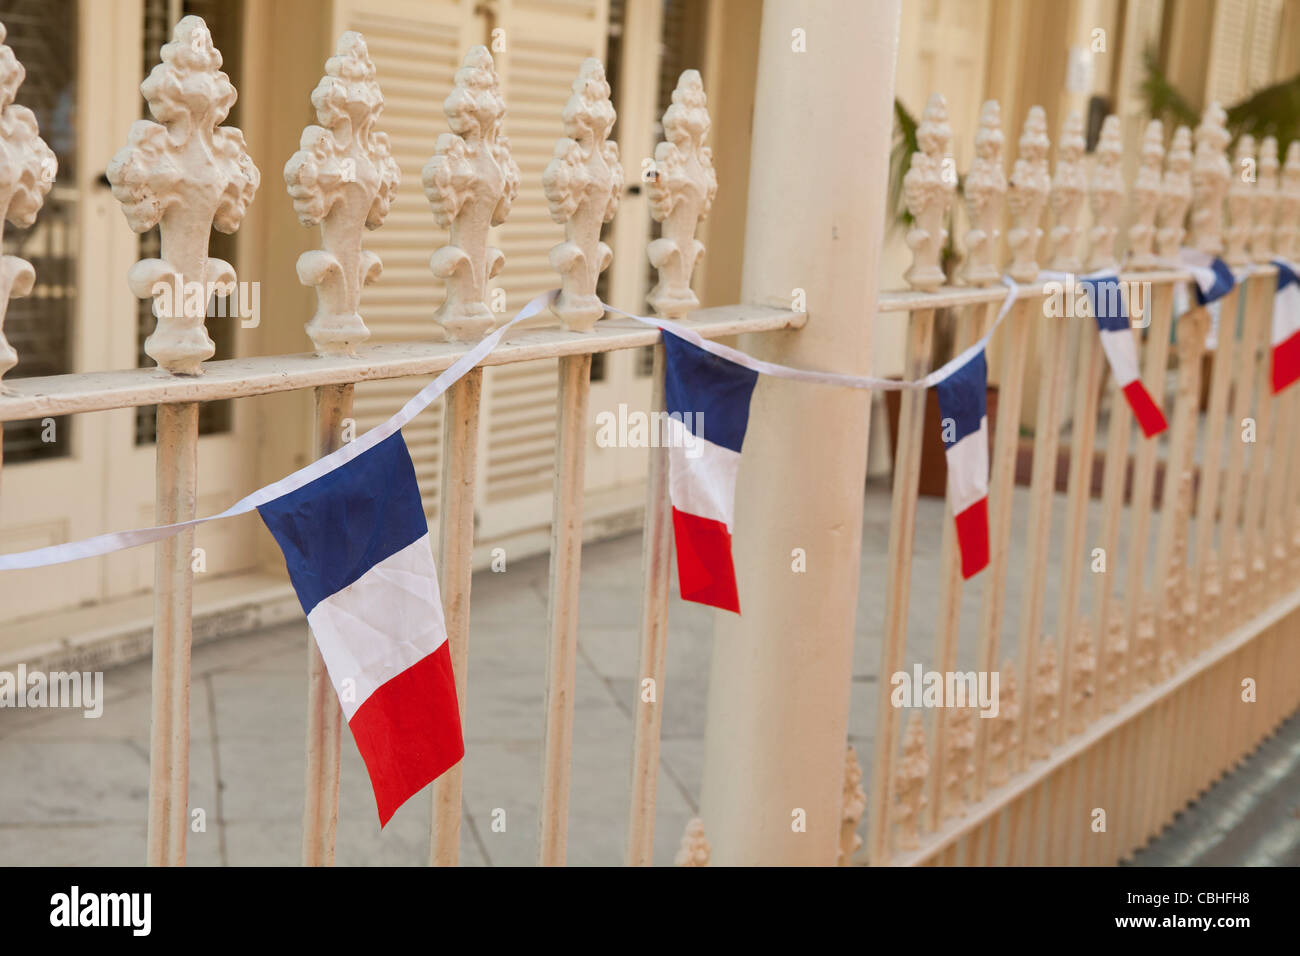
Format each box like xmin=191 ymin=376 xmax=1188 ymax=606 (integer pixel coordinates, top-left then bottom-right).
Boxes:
xmin=935 ymin=349 xmax=987 ymax=448
xmin=662 ymin=330 xmax=759 ymax=454
xmin=1082 ymin=277 xmax=1130 ymax=332
xmin=258 ymin=431 xmax=429 ymax=615
xmin=1194 ymin=257 xmax=1235 ymax=305
xmin=1277 ymin=259 xmax=1300 ymax=293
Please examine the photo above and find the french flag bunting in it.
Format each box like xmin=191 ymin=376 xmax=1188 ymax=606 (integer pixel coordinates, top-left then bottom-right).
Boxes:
xmin=1272 ymin=260 xmax=1300 ymax=393
xmin=662 ymin=330 xmax=758 ymax=613
xmin=1083 ymin=277 xmax=1168 ymax=438
xmin=935 ymin=349 xmax=991 ymax=579
xmin=258 ymin=431 xmax=464 ymax=827
xmin=1180 ymin=248 xmax=1236 ymax=306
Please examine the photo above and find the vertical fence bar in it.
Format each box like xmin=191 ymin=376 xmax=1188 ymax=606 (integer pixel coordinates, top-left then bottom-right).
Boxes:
xmin=539 ymin=353 xmax=592 ymax=866
xmin=866 ymin=308 xmax=934 ymax=864
xmin=627 ymin=345 xmax=671 ymax=866
xmin=432 ymin=369 xmax=483 ymax=866
xmin=972 ymin=297 xmax=1033 ymax=800
xmin=1056 ymin=315 xmax=1104 ymax=742
xmin=1240 ymin=276 xmax=1277 ymax=612
xmin=1191 ymin=285 xmax=1240 ymax=645
xmin=1120 ymin=283 xmax=1175 ymax=694
xmin=927 ymin=306 xmax=984 ymax=827
xmin=1014 ymin=307 xmax=1069 ymax=772
xmin=301 ymin=383 xmax=352 ymax=867
xmin=1217 ymin=275 xmax=1266 ymax=628
xmin=148 ymin=400 xmax=199 ymax=867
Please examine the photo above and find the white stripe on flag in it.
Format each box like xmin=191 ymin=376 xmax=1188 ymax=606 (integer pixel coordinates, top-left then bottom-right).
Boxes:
xmin=1098 ymin=328 xmax=1140 ymax=386
xmin=1274 ymin=281 xmax=1300 ymax=347
xmin=664 ymin=416 xmax=741 ymax=529
xmin=305 ymin=532 xmax=447 ymax=721
xmin=946 ymin=418 xmax=989 ymax=515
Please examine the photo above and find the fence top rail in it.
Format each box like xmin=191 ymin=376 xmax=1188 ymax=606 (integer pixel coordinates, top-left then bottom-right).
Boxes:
xmin=876 ymin=266 xmax=1276 ymax=313
xmin=0 ymin=304 xmax=804 ymax=423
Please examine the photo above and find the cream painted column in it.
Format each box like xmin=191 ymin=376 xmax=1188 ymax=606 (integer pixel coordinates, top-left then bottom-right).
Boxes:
xmin=697 ymin=0 xmax=899 ymax=866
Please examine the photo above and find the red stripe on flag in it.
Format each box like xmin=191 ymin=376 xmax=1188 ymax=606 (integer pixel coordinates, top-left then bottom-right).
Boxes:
xmin=953 ymin=497 xmax=990 ymax=579
xmin=347 ymin=641 xmax=464 ymax=827
xmin=671 ymin=507 xmax=741 ymax=613
xmin=1120 ymin=380 xmax=1168 ymax=438
xmin=1273 ymin=330 xmax=1300 ymax=393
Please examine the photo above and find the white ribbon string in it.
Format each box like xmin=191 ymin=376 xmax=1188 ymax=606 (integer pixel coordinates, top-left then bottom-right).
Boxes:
xmin=0 ymin=290 xmax=557 ymax=572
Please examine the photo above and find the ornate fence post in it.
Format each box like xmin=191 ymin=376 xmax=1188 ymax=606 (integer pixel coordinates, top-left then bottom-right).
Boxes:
xmin=107 ymin=14 xmax=260 ymax=867
xmin=1007 ymin=106 xmax=1050 ymax=283
xmin=1225 ymin=135 xmax=1255 ymax=266
xmin=284 ymin=30 xmax=400 ymax=867
xmin=1155 ymin=127 xmax=1192 ymax=261
xmin=1190 ymin=103 xmax=1230 ymax=255
xmin=646 ymin=70 xmax=716 ymax=317
xmin=1127 ymin=120 xmax=1164 ymax=270
xmin=542 ymin=58 xmax=621 ymax=331
xmin=424 ymin=46 xmax=519 ymax=867
xmin=0 ymin=21 xmax=55 ymax=391
xmin=1087 ymin=116 xmax=1123 ymax=271
xmin=1048 ymin=111 xmax=1086 ymax=273
xmin=962 ymin=100 xmax=1005 ymax=287
xmin=424 ymin=46 xmax=519 ymax=340
xmin=902 ymin=93 xmax=954 ymax=292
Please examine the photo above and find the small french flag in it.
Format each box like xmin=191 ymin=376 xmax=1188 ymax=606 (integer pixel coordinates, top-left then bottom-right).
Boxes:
xmin=1083 ymin=277 xmax=1168 ymax=438
xmin=1272 ymin=259 xmax=1300 ymax=394
xmin=662 ymin=330 xmax=758 ymax=613
xmin=1180 ymin=248 xmax=1236 ymax=306
xmin=259 ymin=431 xmax=464 ymax=827
xmin=935 ymin=349 xmax=991 ymax=579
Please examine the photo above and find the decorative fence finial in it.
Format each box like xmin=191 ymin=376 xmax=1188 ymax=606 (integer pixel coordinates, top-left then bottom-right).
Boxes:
xmin=1048 ymin=111 xmax=1086 ymax=273
xmin=0 ymin=21 xmax=56 ymax=384
xmin=423 ymin=46 xmax=519 ymax=342
xmin=285 ymin=32 xmax=401 ymax=355
xmin=1007 ymin=106 xmax=1050 ymax=283
xmin=542 ymin=58 xmax=622 ymax=332
xmin=903 ymin=93 xmax=954 ymax=292
xmin=1189 ymin=102 xmax=1230 ymax=256
xmin=1155 ymin=126 xmax=1193 ymax=261
xmin=1128 ymin=120 xmax=1165 ymax=269
xmin=962 ymin=100 xmax=1005 ymax=287
xmin=1087 ymin=115 xmax=1124 ymax=271
xmin=893 ymin=713 xmax=929 ymax=850
xmin=1224 ymin=134 xmax=1255 ymax=266
xmin=674 ymin=817 xmax=710 ymax=866
xmin=838 ymin=745 xmax=866 ymax=865
xmin=1251 ymin=137 xmax=1279 ymax=263
xmin=1278 ymin=142 xmax=1300 ymax=262
xmin=646 ymin=70 xmax=716 ymax=319
xmin=107 ymin=15 xmax=260 ymax=375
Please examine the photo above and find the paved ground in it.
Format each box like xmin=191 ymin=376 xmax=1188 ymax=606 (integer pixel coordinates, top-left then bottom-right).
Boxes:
xmin=0 ymin=479 xmax=1295 ymax=865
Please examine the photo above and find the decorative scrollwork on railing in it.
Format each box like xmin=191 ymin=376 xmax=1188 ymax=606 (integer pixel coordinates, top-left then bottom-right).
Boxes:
xmin=903 ymin=93 xmax=954 ymax=292
xmin=0 ymin=21 xmax=56 ymax=386
xmin=1069 ymin=622 xmax=1096 ymax=735
xmin=543 ymin=58 xmax=622 ymax=332
xmin=962 ymin=100 xmax=1005 ymax=287
xmin=285 ymin=31 xmax=401 ymax=355
xmin=107 ymin=15 xmax=260 ymax=375
xmin=838 ymin=744 xmax=866 ymax=864
xmin=988 ymin=659 xmax=1019 ymax=787
xmin=646 ymin=70 xmax=716 ymax=319
xmin=1030 ymin=638 xmax=1059 ymax=760
xmin=893 ymin=713 xmax=929 ymax=850
xmin=674 ymin=817 xmax=710 ymax=866
xmin=423 ymin=46 xmax=519 ymax=342
xmin=943 ymin=707 xmax=974 ymax=818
